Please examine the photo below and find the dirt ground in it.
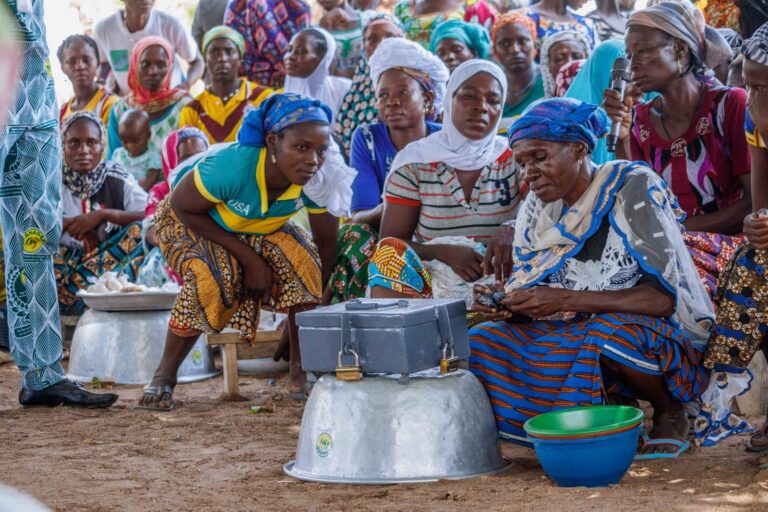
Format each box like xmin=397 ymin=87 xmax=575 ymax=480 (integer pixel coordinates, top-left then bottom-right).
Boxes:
xmin=2 ymin=361 xmax=768 ymax=512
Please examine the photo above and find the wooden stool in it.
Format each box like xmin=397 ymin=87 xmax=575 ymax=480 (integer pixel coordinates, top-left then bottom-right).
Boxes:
xmin=206 ymin=327 xmax=286 ymax=401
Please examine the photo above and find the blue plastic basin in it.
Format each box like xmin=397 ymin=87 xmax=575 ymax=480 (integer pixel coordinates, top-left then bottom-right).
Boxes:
xmin=529 ymin=424 xmax=641 ymax=487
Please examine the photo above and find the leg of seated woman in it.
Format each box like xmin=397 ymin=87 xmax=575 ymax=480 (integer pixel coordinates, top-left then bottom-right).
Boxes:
xmin=601 ymin=356 xmax=688 ymax=453
xmin=139 ymin=331 xmax=198 ymax=409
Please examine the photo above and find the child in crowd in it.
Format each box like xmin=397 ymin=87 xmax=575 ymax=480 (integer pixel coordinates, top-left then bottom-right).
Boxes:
xmin=111 ymin=109 xmax=162 ymax=191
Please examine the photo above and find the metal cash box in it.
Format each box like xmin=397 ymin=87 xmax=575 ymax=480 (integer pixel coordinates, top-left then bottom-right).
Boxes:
xmin=297 ymin=298 xmax=469 ymax=375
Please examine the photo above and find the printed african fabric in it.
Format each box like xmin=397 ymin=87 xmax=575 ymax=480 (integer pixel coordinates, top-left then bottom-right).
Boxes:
xmin=630 ymin=86 xmax=751 ymax=218
xmin=469 ymin=313 xmax=708 ymax=444
xmin=54 ymin=222 xmax=145 ymax=316
xmin=329 ymin=223 xmax=378 ymax=302
xmin=155 ymin=199 xmax=321 ymax=341
xmin=107 ymin=98 xmax=190 ymax=162
xmin=518 ymin=7 xmax=599 ymax=51
xmin=329 ymin=12 xmax=365 ymax=76
xmin=333 ymin=59 xmax=377 ymax=160
xmin=178 ymin=80 xmax=274 ymax=143
xmin=683 ymin=231 xmax=746 ymax=303
xmin=368 ymin=236 xmax=432 ymax=298
xmin=224 ymin=0 xmax=311 ymax=88
xmin=394 ymin=0 xmax=464 ymax=49
xmin=1 ymin=0 xmax=66 ymax=391
xmin=697 ymin=0 xmax=740 ymax=31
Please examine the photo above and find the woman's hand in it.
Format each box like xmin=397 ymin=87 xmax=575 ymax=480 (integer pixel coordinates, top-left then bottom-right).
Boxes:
xmin=744 ymin=212 xmax=768 ymax=249
xmin=601 ymin=88 xmax=633 ymax=142
xmin=240 ymin=253 xmax=274 ymax=302
xmin=502 ymin=287 xmax=567 ymax=318
xmin=81 ymin=232 xmax=100 ymax=253
xmin=471 ymin=283 xmax=512 ymax=321
xmin=483 ymin=224 xmax=514 ymax=281
xmin=64 ymin=211 xmax=104 ymax=240
xmin=440 ymin=245 xmax=484 ymax=282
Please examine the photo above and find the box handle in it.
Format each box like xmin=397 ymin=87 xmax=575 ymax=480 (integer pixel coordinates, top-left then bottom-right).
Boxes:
xmin=344 ymin=299 xmax=409 ymax=310
xmin=435 ymin=304 xmax=454 ymax=352
xmin=340 ymin=311 xmax=357 ymax=354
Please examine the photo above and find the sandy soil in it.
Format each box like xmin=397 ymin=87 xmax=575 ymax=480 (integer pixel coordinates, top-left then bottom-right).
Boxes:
xmin=1 ymin=361 xmax=768 ymax=512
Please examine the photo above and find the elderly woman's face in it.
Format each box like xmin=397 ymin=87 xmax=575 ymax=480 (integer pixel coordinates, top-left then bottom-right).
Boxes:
xmin=376 ymin=69 xmax=432 ymax=130
xmin=451 ymin=72 xmax=503 ymax=140
xmin=63 ymin=119 xmax=103 ymax=174
xmin=270 ymin=123 xmax=331 ymax=186
xmin=364 ymin=23 xmax=402 ymax=59
xmin=138 ymin=45 xmax=169 ymax=92
xmin=285 ymin=32 xmax=324 ymax=79
xmin=436 ymin=38 xmax=476 ymax=73
xmin=494 ymin=23 xmax=535 ymax=75
xmin=548 ymin=39 xmax=587 ymax=81
xmin=625 ymin=26 xmax=682 ymax=93
xmin=513 ymin=139 xmax=585 ymax=203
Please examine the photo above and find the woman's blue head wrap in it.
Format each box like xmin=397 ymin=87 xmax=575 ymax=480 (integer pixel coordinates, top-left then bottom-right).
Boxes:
xmin=429 ymin=20 xmax=491 ymax=60
xmin=508 ymin=97 xmax=610 ymax=152
xmin=237 ymin=93 xmax=333 ymax=147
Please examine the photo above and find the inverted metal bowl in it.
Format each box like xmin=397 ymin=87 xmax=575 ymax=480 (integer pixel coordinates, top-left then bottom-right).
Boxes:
xmin=284 ymin=369 xmax=510 ymax=484
xmin=67 ymin=309 xmax=219 ymax=385
xmin=77 ymin=291 xmax=178 ymax=311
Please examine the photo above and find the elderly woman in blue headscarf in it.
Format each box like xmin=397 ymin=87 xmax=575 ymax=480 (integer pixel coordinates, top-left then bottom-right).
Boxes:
xmin=139 ymin=93 xmax=339 ymax=409
xmin=469 ymin=97 xmax=715 ymax=459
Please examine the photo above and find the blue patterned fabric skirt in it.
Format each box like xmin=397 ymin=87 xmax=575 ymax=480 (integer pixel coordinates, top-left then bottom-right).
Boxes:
xmin=469 ymin=313 xmax=708 ymax=444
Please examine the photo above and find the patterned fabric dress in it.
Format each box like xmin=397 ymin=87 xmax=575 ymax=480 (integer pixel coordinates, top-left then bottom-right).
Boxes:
xmin=630 ymin=86 xmax=751 ymax=301
xmin=0 ymin=0 xmax=67 ymax=390
xmin=333 ymin=59 xmax=377 ymax=160
xmin=224 ymin=0 xmax=311 ymax=88
xmin=394 ymin=0 xmax=465 ymax=49
xmin=519 ymin=7 xmax=599 ymax=51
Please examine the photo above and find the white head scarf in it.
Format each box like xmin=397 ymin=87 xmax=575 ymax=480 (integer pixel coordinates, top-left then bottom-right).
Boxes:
xmin=390 ymin=59 xmax=509 ymax=172
xmin=368 ymin=37 xmax=450 ymax=116
xmin=540 ymin=30 xmax=592 ymax=98
xmin=284 ymin=27 xmax=351 ymax=123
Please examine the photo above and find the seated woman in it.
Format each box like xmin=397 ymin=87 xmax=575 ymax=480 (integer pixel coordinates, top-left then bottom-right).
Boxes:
xmin=368 ymin=59 xmax=522 ymax=301
xmin=329 ymin=37 xmax=447 ymax=301
xmin=138 ymin=94 xmax=338 ymax=410
xmin=491 ymin=12 xmax=545 ymax=132
xmin=57 ymin=34 xmax=117 ymax=128
xmin=470 ymin=97 xmax=714 ymax=457
xmin=284 ymin=27 xmax=352 ymax=124
xmin=334 ymin=13 xmax=405 ymax=160
xmin=539 ymin=29 xmax=591 ymax=98
xmin=603 ymin=2 xmax=752 ymax=299
xmin=179 ymin=26 xmax=274 ymax=144
xmin=519 ymin=0 xmax=599 ymax=50
xmin=54 ymin=112 xmax=148 ymax=316
xmin=107 ymin=36 xmax=191 ymax=162
xmin=430 ymin=19 xmax=491 ymax=73
xmin=700 ymin=22 xmax=768 ymax=459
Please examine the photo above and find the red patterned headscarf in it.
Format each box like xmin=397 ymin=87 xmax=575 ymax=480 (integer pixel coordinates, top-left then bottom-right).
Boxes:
xmin=491 ymin=11 xmax=538 ymax=59
xmin=126 ymin=36 xmax=187 ymax=113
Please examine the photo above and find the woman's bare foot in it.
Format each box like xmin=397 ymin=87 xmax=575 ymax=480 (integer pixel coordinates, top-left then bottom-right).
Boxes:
xmin=638 ymin=407 xmax=689 ymax=455
xmin=138 ymin=372 xmax=177 ymax=409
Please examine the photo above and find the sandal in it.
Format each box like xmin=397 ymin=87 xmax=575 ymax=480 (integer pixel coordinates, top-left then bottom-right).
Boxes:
xmin=136 ymin=385 xmax=175 ymax=411
xmin=747 ymin=422 xmax=768 ymax=453
xmin=634 ymin=433 xmax=690 ymax=460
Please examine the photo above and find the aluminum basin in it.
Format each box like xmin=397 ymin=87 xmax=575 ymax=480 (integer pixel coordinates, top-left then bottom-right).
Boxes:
xmin=67 ymin=308 xmax=218 ymax=385
xmin=284 ymin=369 xmax=510 ymax=484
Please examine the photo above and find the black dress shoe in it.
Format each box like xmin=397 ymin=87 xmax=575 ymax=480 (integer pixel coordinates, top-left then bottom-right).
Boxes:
xmin=19 ymin=380 xmax=118 ymax=408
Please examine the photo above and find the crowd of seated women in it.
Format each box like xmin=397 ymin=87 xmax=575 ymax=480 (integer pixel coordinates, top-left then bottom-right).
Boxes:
xmin=18 ymin=0 xmax=768 ymax=465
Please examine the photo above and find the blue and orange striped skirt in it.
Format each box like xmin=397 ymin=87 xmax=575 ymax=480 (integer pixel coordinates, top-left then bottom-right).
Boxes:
xmin=469 ymin=313 xmax=708 ymax=444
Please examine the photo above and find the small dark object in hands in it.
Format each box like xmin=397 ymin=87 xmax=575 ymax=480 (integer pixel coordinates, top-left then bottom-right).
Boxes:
xmin=477 ymin=291 xmax=506 ymax=310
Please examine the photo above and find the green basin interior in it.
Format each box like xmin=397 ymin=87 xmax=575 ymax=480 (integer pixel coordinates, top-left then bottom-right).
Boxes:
xmin=523 ymin=406 xmax=644 ymax=437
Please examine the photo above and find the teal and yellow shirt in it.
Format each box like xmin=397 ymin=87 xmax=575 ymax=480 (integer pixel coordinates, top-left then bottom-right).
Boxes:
xmin=179 ymin=143 xmax=326 ymax=235
xmin=745 ymin=110 xmax=766 ymax=149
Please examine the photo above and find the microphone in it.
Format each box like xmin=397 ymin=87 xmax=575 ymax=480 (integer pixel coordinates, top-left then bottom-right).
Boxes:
xmin=606 ymin=57 xmax=631 ymax=153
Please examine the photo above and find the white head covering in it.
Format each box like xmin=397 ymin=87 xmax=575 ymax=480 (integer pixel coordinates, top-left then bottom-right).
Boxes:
xmin=368 ymin=37 xmax=450 ymax=116
xmin=284 ymin=26 xmax=351 ymax=123
xmin=540 ymin=30 xmax=591 ymax=98
xmin=390 ymin=59 xmax=509 ymax=172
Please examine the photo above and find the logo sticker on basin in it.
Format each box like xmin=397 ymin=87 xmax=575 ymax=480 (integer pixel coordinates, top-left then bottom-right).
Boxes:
xmin=190 ymin=349 xmax=203 ymax=367
xmin=316 ymin=433 xmax=333 ymax=458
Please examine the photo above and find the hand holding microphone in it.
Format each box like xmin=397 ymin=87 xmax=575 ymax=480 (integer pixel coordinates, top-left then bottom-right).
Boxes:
xmin=601 ymin=57 xmax=632 ymax=153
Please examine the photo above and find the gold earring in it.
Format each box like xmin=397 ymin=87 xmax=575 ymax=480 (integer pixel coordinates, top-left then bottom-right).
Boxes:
xmin=270 ymin=152 xmax=277 ymax=164
xmin=677 ymin=58 xmax=683 ymax=75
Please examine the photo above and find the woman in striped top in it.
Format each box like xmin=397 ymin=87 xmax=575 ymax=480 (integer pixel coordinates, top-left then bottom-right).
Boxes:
xmin=368 ymin=60 xmax=524 ymax=300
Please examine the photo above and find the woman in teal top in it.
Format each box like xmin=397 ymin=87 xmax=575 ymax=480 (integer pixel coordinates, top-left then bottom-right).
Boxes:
xmin=139 ymin=93 xmax=339 ymax=409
